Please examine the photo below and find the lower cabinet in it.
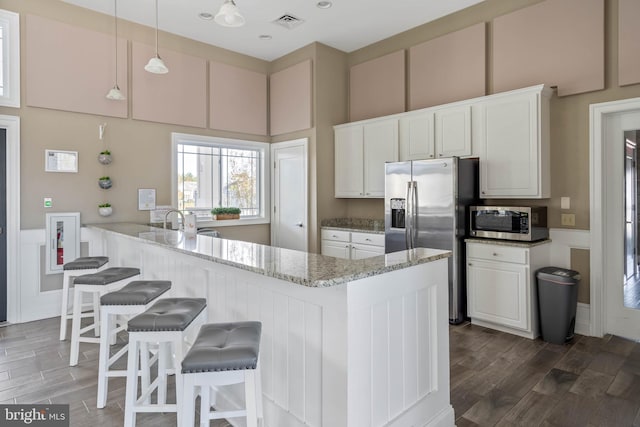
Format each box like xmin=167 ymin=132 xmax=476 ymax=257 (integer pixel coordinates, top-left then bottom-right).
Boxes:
xmin=466 ymin=241 xmax=550 ymax=339
xmin=321 ymin=229 xmax=384 ymax=260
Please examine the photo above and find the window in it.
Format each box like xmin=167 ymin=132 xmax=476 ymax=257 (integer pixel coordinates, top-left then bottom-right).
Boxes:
xmin=172 ymin=133 xmax=270 ymax=224
xmin=0 ymin=9 xmax=19 ymax=108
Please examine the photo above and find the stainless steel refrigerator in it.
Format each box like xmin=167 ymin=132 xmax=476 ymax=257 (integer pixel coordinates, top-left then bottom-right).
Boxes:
xmin=385 ymin=157 xmax=479 ymax=324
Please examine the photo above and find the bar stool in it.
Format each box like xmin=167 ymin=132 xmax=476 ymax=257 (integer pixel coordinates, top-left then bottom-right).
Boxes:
xmin=96 ymin=280 xmax=172 ymax=409
xmin=69 ymin=267 xmax=140 ymax=366
xmin=180 ymin=321 xmax=263 ymax=427
xmin=60 ymin=256 xmax=109 ymax=341
xmin=123 ymin=298 xmax=207 ymax=427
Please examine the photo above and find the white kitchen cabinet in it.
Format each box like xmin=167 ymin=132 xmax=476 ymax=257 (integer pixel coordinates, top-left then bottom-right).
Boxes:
xmin=466 ymin=240 xmax=550 ymax=339
xmin=435 ymin=104 xmax=472 ymax=158
xmin=399 ymin=112 xmax=435 ymax=161
xmin=334 ymin=125 xmax=365 ymax=197
xmin=477 ymin=84 xmax=552 ymax=198
xmin=399 ymin=105 xmax=473 ymax=161
xmin=334 ymin=118 xmax=398 ymax=198
xmin=321 ymin=229 xmax=385 ymax=260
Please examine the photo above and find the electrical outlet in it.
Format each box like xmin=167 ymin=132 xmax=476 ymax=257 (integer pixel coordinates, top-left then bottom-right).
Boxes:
xmin=561 ymin=213 xmax=575 ymax=226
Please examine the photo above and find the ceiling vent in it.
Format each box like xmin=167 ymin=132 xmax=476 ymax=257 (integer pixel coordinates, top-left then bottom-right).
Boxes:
xmin=272 ymin=14 xmax=305 ymax=30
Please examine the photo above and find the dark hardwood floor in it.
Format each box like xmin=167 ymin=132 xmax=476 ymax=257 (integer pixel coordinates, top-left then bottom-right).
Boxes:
xmin=450 ymin=322 xmax=640 ymax=426
xmin=1 ymin=317 xmax=639 ymax=426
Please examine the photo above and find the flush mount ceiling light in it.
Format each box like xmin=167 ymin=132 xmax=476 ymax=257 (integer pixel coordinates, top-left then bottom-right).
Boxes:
xmin=317 ymin=1 xmax=332 ymax=9
xmin=215 ymin=0 xmax=245 ymax=27
xmin=258 ymin=34 xmax=272 ymax=40
xmin=106 ymin=0 xmax=125 ymax=100
xmin=145 ymin=0 xmax=169 ymax=74
xmin=198 ymin=12 xmax=214 ymax=20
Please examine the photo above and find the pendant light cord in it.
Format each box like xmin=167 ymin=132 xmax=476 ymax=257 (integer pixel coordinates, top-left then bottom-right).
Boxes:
xmin=154 ymin=0 xmax=159 ymax=57
xmin=114 ymin=0 xmax=118 ymax=87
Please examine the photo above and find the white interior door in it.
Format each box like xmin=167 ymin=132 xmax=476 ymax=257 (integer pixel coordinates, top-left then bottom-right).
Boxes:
xmin=271 ymin=139 xmax=308 ymax=252
xmin=603 ymin=111 xmax=640 ymax=340
xmin=624 ymin=141 xmax=637 ymax=281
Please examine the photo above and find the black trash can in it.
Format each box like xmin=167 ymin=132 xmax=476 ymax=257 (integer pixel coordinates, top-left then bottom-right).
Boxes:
xmin=536 ymin=267 xmax=581 ymax=344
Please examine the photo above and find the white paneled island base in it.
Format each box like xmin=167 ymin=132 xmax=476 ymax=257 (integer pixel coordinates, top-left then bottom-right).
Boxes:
xmin=89 ymin=224 xmax=454 ymax=427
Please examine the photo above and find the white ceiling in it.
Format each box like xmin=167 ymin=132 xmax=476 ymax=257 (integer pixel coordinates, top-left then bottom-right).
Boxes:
xmin=60 ymin=0 xmax=485 ymax=61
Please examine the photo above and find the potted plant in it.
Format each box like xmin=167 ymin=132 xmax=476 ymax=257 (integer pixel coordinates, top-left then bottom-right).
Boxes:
xmin=98 ymin=176 xmax=112 ymax=189
xmin=98 ymin=150 xmax=112 ymax=165
xmin=98 ymin=203 xmax=112 ymax=216
xmin=211 ymin=207 xmax=241 ymax=220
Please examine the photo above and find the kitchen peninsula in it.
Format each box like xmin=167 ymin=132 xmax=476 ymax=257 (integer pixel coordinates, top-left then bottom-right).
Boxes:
xmin=87 ymin=223 xmax=454 ymax=427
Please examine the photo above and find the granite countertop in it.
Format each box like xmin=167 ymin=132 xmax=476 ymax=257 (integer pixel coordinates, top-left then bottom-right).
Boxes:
xmin=464 ymin=238 xmax=552 ymax=248
xmin=88 ymin=223 xmax=450 ymax=288
xmin=320 ymin=218 xmax=385 ymax=234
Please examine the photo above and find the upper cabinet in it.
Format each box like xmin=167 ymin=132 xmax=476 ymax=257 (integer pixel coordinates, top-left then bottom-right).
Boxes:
xmin=476 ymin=85 xmax=552 ymax=199
xmin=335 ymin=118 xmax=398 ymax=198
xmin=399 ymin=103 xmax=472 ymax=161
xmin=435 ymin=104 xmax=472 ymax=158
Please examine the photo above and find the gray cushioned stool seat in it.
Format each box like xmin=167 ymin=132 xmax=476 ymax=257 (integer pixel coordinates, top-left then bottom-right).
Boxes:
xmin=101 ymin=280 xmax=172 ymax=306
xmin=74 ymin=267 xmax=140 ymax=286
xmin=127 ymin=298 xmax=207 ymax=332
xmin=181 ymin=321 xmax=261 ymax=374
xmin=63 ymin=256 xmax=109 ymax=271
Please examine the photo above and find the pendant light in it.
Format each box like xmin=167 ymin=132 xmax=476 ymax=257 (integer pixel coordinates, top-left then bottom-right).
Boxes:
xmin=106 ymin=0 xmax=125 ymax=100
xmin=215 ymin=0 xmax=245 ymax=27
xmin=145 ymin=0 xmax=169 ymax=74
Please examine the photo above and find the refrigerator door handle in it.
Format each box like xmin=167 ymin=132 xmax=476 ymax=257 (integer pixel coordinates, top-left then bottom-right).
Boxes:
xmin=412 ymin=181 xmax=418 ymax=248
xmin=405 ymin=181 xmax=412 ymax=249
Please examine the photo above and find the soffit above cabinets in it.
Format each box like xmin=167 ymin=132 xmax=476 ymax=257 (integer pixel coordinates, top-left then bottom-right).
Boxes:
xmin=60 ymin=0 xmax=485 ymax=61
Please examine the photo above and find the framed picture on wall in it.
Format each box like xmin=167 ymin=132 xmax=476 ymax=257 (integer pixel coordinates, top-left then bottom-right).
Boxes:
xmin=45 ymin=150 xmax=78 ymax=173
xmin=138 ymin=188 xmax=156 ymax=211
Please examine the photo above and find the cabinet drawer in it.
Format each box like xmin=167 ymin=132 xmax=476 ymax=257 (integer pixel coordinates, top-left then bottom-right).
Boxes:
xmin=321 ymin=229 xmax=350 ymax=242
xmin=467 ymin=243 xmax=528 ymax=264
xmin=351 ymin=232 xmax=384 ymax=247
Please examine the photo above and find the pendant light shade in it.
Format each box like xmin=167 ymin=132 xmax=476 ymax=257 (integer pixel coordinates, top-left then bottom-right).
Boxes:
xmin=106 ymin=85 xmax=125 ymax=100
xmin=145 ymin=0 xmax=169 ymax=74
xmin=106 ymin=0 xmax=125 ymax=100
xmin=215 ymin=0 xmax=245 ymax=27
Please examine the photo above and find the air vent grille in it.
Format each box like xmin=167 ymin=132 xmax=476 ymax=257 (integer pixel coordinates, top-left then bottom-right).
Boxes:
xmin=273 ymin=14 xmax=305 ymax=30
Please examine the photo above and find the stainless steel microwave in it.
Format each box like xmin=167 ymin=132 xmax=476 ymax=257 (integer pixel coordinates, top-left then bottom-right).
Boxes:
xmin=469 ymin=206 xmax=549 ymax=241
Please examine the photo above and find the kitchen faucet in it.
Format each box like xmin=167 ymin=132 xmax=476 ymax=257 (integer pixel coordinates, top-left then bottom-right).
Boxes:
xmin=163 ymin=209 xmax=185 ymax=231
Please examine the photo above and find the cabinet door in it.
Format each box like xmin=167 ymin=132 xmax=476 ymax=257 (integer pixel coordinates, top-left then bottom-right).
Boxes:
xmin=335 ymin=125 xmax=364 ymax=197
xmin=467 ymin=259 xmax=529 ymax=331
xmin=479 ymin=93 xmax=540 ymax=198
xmin=350 ymin=243 xmax=385 ymax=259
xmin=399 ymin=112 xmax=435 ymax=161
xmin=435 ymin=105 xmax=472 ymax=158
xmin=321 ymin=240 xmax=350 ymax=259
xmin=363 ymin=119 xmax=398 ymax=197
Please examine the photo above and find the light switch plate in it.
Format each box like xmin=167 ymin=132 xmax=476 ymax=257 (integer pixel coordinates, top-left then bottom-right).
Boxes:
xmin=561 ymin=197 xmax=570 ymax=210
xmin=561 ymin=213 xmax=575 ymax=226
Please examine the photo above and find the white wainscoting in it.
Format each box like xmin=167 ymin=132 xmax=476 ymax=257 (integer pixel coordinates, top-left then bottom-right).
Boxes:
xmin=548 ymin=228 xmax=591 ymax=336
xmin=18 ymin=227 xmax=103 ymax=323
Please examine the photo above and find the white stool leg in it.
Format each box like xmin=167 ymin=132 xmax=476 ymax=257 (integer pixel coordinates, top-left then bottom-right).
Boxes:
xmin=157 ymin=342 xmax=169 ymax=405
xmin=255 ymin=364 xmax=264 ymax=421
xmin=69 ymin=287 xmax=83 ymax=366
xmin=140 ymin=342 xmax=151 ymax=405
xmin=59 ymin=272 xmax=72 ymax=341
xmin=96 ymin=308 xmax=112 ymax=408
xmin=124 ymin=337 xmax=140 ymax=427
xmin=199 ymin=384 xmax=210 ymax=427
xmin=245 ymin=370 xmax=258 ymax=427
xmin=174 ymin=337 xmax=186 ymax=427
xmin=93 ymin=292 xmax=101 ymax=337
xmin=181 ymin=375 xmax=196 ymax=427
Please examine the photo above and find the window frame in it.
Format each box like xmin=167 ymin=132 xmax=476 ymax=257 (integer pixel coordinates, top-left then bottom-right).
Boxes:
xmin=0 ymin=9 xmax=20 ymax=108
xmin=171 ymin=132 xmax=270 ymax=227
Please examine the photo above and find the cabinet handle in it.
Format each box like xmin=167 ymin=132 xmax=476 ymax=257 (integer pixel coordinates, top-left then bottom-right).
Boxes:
xmin=492 ymin=252 xmax=500 ymax=256
xmin=366 ymin=193 xmax=370 ymax=195
xmin=360 ymin=192 xmax=364 ymax=196
xmin=468 ymin=263 xmax=473 ymax=266
xmin=365 ymin=238 xmax=371 ymax=241
xmin=429 ymin=155 xmax=434 ymax=158
xmin=482 ymin=191 xmax=486 ymax=194
xmin=332 ymin=235 xmax=338 ymax=238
